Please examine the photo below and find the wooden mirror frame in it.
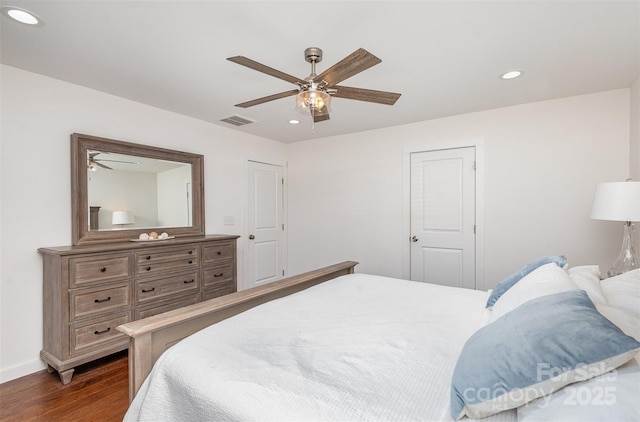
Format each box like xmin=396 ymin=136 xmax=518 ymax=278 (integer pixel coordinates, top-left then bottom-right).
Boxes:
xmin=71 ymin=133 xmax=205 ymax=245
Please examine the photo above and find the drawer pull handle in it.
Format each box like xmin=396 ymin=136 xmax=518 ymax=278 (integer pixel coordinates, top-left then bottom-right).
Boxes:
xmin=188 ymin=260 xmax=193 ymax=264
xmin=146 ymin=256 xmax=151 ymax=260
xmin=217 ymin=251 xmax=222 ymax=255
xmin=184 ymin=279 xmax=195 ymax=284
xmin=94 ymin=327 xmax=111 ymax=335
xmin=214 ymin=273 xmax=224 ymax=278
xmin=146 ymin=266 xmax=151 ymax=271
xmin=141 ymin=287 xmax=155 ymax=293
xmin=100 ymin=266 xmax=106 ymax=272
xmin=188 ymin=250 xmax=193 ymax=255
xmin=94 ymin=296 xmax=111 ymax=303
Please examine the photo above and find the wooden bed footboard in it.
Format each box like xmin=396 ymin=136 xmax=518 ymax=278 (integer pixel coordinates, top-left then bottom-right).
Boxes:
xmin=117 ymin=261 xmax=358 ymax=402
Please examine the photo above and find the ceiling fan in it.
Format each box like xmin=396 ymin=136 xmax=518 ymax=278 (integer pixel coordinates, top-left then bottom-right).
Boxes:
xmin=87 ymin=151 xmax=140 ymax=171
xmin=227 ymin=47 xmax=401 ymax=123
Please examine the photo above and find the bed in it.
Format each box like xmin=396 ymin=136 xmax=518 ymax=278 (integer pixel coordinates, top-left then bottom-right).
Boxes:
xmin=118 ymin=259 xmax=640 ymax=421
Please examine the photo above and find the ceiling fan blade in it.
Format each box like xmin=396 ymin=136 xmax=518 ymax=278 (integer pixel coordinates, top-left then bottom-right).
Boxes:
xmin=331 ymin=85 xmax=401 ymax=105
xmin=96 ymin=159 xmax=140 ymax=164
xmin=95 ymin=162 xmax=113 ymax=170
xmin=313 ymin=113 xmax=330 ymax=123
xmin=314 ymin=48 xmax=381 ymax=87
xmin=235 ymin=89 xmax=299 ymax=108
xmin=227 ymin=56 xmax=307 ymax=86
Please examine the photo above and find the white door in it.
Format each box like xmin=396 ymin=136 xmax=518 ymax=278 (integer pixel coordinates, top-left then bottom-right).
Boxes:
xmin=247 ymin=161 xmax=285 ymax=288
xmin=410 ymin=147 xmax=476 ymax=289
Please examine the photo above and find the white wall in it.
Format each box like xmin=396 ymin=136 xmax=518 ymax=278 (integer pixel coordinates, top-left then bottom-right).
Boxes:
xmin=630 ymin=79 xmax=639 ymax=181
xmin=630 ymin=79 xmax=640 ymax=256
xmin=89 ymin=169 xmax=159 ymax=229
xmin=157 ymin=165 xmax=192 ymax=227
xmin=0 ymin=65 xmax=287 ymax=382
xmin=287 ymin=89 xmax=631 ymax=288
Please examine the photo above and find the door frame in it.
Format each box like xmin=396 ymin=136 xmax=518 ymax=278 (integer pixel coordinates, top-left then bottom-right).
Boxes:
xmin=402 ymin=138 xmax=486 ymax=291
xmin=242 ymin=159 xmax=288 ymax=291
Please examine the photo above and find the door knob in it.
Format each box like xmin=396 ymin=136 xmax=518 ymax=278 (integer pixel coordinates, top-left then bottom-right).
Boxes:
xmin=411 ymin=236 xmax=418 ymax=242
xmin=249 ymin=234 xmax=255 ymax=240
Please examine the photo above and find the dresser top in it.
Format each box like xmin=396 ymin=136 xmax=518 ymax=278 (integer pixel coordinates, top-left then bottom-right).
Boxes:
xmin=38 ymin=234 xmax=240 ymax=256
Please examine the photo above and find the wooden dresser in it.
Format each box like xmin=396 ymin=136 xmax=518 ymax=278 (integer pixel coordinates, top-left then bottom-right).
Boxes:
xmin=38 ymin=234 xmax=239 ymax=384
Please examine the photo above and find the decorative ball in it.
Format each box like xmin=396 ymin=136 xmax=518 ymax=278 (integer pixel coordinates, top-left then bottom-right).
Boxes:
xmin=159 ymin=232 xmax=169 ymax=239
xmin=149 ymin=232 xmax=159 ymax=239
xmin=139 ymin=233 xmax=149 ymax=240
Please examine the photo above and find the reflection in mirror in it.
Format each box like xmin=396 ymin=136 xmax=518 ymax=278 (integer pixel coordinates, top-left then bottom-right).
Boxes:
xmin=71 ymin=133 xmax=205 ymax=245
xmin=87 ymin=151 xmax=193 ymax=231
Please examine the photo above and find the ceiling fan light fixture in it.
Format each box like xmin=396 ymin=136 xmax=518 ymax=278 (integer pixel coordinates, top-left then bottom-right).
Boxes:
xmin=295 ymin=88 xmax=332 ymax=115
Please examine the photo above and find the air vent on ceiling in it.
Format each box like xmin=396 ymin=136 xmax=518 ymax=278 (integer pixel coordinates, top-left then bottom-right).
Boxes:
xmin=220 ymin=115 xmax=256 ymax=127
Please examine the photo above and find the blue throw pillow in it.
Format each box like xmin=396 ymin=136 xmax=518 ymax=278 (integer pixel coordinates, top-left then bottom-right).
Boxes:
xmin=486 ymin=255 xmax=567 ymax=309
xmin=451 ymin=290 xmax=640 ymax=420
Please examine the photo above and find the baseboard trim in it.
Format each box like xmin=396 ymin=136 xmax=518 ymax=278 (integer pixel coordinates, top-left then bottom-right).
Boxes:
xmin=0 ymin=359 xmax=46 ymax=384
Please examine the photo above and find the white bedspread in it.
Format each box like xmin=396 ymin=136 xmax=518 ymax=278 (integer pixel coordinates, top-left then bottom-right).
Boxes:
xmin=125 ymin=273 xmax=516 ymax=422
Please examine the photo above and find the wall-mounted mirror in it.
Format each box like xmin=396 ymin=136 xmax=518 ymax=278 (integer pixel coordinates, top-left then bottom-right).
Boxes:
xmin=71 ymin=133 xmax=205 ymax=245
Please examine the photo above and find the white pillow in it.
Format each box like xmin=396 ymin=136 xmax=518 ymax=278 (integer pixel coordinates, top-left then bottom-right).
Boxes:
xmin=568 ymin=265 xmax=607 ymax=306
xmin=596 ymin=303 xmax=640 ymax=342
xmin=600 ymin=269 xmax=640 ymax=318
xmin=490 ymin=263 xmax=577 ymax=322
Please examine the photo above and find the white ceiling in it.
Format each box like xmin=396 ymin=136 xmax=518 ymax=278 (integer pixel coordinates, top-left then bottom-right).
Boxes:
xmin=1 ymin=1 xmax=638 ymax=144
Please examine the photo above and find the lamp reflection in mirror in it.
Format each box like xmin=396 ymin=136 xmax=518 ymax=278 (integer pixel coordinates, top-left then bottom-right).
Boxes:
xmin=590 ymin=180 xmax=640 ymax=277
xmin=112 ymin=210 xmax=134 ymax=228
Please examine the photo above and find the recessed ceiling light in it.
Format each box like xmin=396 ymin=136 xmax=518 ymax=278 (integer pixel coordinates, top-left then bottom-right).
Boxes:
xmin=289 ymin=119 xmax=300 ymax=125
xmin=1 ymin=6 xmax=44 ymax=26
xmin=501 ymin=70 xmax=523 ymax=80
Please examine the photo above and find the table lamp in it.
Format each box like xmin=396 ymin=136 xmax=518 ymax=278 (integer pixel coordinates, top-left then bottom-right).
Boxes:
xmin=590 ymin=180 xmax=640 ymax=277
xmin=112 ymin=210 xmax=135 ymax=228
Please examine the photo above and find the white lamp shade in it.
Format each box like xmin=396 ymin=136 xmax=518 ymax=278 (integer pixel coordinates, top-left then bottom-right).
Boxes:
xmin=590 ymin=181 xmax=640 ymax=222
xmin=112 ymin=210 xmax=135 ymax=225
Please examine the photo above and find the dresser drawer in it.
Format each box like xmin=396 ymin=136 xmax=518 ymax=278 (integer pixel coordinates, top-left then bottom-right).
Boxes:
xmin=202 ymin=241 xmax=235 ymax=264
xmin=135 ymin=293 xmax=200 ymax=319
xmin=203 ymin=264 xmax=235 ymax=288
xmin=71 ymin=312 xmax=131 ymax=353
xmin=70 ymin=283 xmax=131 ymax=321
xmin=135 ymin=249 xmax=198 ymax=276
xmin=136 ymin=271 xmax=200 ymax=305
xmin=135 ymin=245 xmax=198 ymax=266
xmin=70 ymin=254 xmax=131 ymax=288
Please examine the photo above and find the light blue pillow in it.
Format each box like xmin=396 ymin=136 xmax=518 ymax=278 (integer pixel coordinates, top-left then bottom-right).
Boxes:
xmin=451 ymin=290 xmax=640 ymax=420
xmin=486 ymin=255 xmax=567 ymax=309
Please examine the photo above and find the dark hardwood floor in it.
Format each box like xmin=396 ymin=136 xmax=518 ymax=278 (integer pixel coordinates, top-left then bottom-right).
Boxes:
xmin=0 ymin=351 xmax=129 ymax=421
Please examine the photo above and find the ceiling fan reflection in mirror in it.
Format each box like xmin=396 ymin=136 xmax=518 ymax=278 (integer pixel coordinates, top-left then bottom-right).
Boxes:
xmin=87 ymin=151 xmax=140 ymax=171
xmin=227 ymin=47 xmax=401 ymax=132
